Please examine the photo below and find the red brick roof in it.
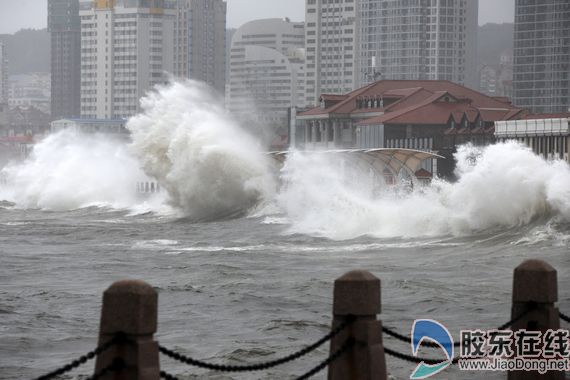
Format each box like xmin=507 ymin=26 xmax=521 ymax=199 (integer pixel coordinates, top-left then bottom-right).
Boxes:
xmin=320 ymin=94 xmax=347 ymax=101
xmin=0 ymin=135 xmax=34 ymax=144
xmin=299 ymin=80 xmax=524 ymax=127
xmin=415 ymin=168 xmax=433 ymax=178
xmin=523 ymin=112 xmax=570 ymax=119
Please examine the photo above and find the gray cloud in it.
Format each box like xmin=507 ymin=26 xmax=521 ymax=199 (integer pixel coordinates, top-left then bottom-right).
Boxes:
xmin=0 ymin=0 xmax=515 ymax=34
xmin=0 ymin=0 xmax=48 ymax=34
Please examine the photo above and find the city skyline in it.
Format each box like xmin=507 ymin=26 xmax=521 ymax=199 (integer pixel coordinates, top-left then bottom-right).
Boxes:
xmin=1 ymin=0 xmax=515 ymax=34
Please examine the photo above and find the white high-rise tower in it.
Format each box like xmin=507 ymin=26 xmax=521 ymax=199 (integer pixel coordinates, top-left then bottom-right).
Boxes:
xmin=79 ymin=0 xmax=175 ymax=119
xmin=304 ymin=0 xmax=361 ymax=106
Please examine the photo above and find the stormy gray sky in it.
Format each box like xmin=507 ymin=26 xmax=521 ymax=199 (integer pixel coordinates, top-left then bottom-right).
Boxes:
xmin=0 ymin=0 xmax=515 ymax=34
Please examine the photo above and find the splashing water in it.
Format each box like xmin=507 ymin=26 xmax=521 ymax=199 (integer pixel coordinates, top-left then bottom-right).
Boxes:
xmin=278 ymin=142 xmax=570 ymax=240
xmin=0 ymin=130 xmax=152 ymax=211
xmin=2 ymin=78 xmax=569 ymax=242
xmin=127 ymin=80 xmax=275 ymax=221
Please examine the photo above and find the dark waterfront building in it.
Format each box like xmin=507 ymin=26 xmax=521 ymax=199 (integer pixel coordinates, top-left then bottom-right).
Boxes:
xmin=174 ymin=0 xmax=227 ymax=96
xmin=48 ymin=0 xmax=81 ymax=119
xmin=513 ymin=0 xmax=570 ymax=113
xmin=296 ymin=80 xmax=525 ymax=178
xmin=360 ymin=0 xmax=479 ymax=90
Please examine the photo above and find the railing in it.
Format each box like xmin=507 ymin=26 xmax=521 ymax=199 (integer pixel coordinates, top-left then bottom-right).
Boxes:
xmin=136 ymin=181 xmax=161 ymax=194
xmin=32 ymin=259 xmax=570 ymax=380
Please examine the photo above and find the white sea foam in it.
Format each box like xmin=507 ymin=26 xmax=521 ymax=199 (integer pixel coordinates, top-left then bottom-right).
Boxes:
xmin=278 ymin=142 xmax=570 ymax=239
xmin=127 ymin=79 xmax=275 ymax=220
xmin=0 ymin=130 xmax=156 ymax=211
xmin=2 ymin=79 xmax=569 ymax=243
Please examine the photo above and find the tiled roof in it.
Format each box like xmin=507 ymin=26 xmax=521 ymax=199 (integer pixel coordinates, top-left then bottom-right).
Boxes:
xmin=523 ymin=112 xmax=570 ymax=119
xmin=299 ymin=80 xmax=521 ymax=124
xmin=320 ymin=94 xmax=348 ymax=101
xmin=414 ymin=168 xmax=433 ymax=178
xmin=0 ymin=135 xmax=34 ymax=144
xmin=298 ymin=80 xmax=523 ymax=125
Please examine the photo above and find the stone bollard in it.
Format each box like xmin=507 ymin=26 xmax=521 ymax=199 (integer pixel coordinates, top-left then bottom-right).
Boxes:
xmin=94 ymin=280 xmax=160 ymax=380
xmin=508 ymin=259 xmax=563 ymax=380
xmin=328 ymin=270 xmax=387 ymax=380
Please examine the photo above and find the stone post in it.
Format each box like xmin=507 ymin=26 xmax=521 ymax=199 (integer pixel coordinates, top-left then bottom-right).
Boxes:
xmin=508 ymin=259 xmax=563 ymax=380
xmin=328 ymin=270 xmax=387 ymax=380
xmin=332 ymin=120 xmax=339 ymax=148
xmin=94 ymin=280 xmax=160 ymax=380
xmin=305 ymin=121 xmax=311 ymax=145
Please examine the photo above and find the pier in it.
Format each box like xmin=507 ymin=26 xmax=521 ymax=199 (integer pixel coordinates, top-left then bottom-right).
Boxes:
xmin=34 ymin=259 xmax=570 ymax=380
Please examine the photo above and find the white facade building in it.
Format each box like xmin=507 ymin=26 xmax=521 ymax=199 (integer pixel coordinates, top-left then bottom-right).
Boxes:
xmin=174 ymin=0 xmax=227 ymax=95
xmin=227 ymin=19 xmax=305 ymax=125
xmin=359 ymin=0 xmax=478 ymax=89
xmin=51 ymin=117 xmax=127 ymax=134
xmin=495 ymin=117 xmax=570 ymax=162
xmin=0 ymin=43 xmax=7 ymax=104
xmin=304 ymin=0 xmax=360 ymax=106
xmin=79 ymin=0 xmax=175 ymax=119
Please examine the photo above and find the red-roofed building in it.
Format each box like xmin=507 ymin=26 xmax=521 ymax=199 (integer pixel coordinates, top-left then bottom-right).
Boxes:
xmin=294 ymin=80 xmax=525 ymax=178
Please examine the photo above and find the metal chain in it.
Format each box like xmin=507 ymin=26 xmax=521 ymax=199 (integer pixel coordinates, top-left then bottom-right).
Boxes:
xmin=384 ymin=346 xmax=461 ymax=365
xmin=160 ymin=370 xmax=179 ymax=380
xmin=295 ymin=338 xmax=354 ymax=380
xmin=87 ymin=358 xmax=126 ymax=380
xmin=382 ymin=308 xmax=532 ymax=348
xmin=159 ymin=338 xmax=354 ymax=380
xmin=33 ymin=333 xmax=125 ymax=380
xmin=159 ymin=315 xmax=355 ymax=372
xmin=559 ymin=311 xmax=570 ymax=324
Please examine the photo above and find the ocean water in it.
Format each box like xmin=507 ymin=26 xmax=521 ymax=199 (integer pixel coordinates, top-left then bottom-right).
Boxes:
xmin=1 ymin=80 xmax=569 ymax=379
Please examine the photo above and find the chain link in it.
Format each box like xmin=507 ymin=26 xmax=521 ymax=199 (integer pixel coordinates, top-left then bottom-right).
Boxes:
xmin=87 ymin=358 xmax=126 ymax=380
xmin=33 ymin=333 xmax=125 ymax=380
xmin=384 ymin=346 xmax=451 ymax=365
xmin=159 ymin=315 xmax=355 ymax=372
xmin=160 ymin=370 xmax=179 ymax=380
xmin=295 ymin=337 xmax=354 ymax=380
xmin=382 ymin=308 xmax=532 ymax=348
xmin=160 ymin=338 xmax=354 ymax=380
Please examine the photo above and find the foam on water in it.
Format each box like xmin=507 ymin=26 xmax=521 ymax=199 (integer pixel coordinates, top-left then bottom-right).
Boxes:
xmin=127 ymin=79 xmax=275 ymax=220
xmin=1 ymin=79 xmax=569 ymax=243
xmin=278 ymin=142 xmax=570 ymax=240
xmin=0 ymin=130 xmax=156 ymax=211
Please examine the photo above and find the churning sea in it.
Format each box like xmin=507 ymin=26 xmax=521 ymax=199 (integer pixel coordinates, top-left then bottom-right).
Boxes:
xmin=1 ymin=81 xmax=569 ymax=379
xmin=0 ymin=206 xmax=569 ymax=379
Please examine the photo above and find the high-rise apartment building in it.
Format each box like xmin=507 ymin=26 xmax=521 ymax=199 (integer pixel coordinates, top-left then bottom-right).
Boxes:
xmin=0 ymin=43 xmax=7 ymax=104
xmin=49 ymin=0 xmax=81 ymax=119
xmin=79 ymin=0 xmax=175 ymax=119
xmin=304 ymin=0 xmax=361 ymax=106
xmin=360 ymin=0 xmax=478 ymax=89
xmin=513 ymin=0 xmax=570 ymax=113
xmin=227 ymin=19 xmax=305 ymax=125
xmin=174 ymin=0 xmax=227 ymax=95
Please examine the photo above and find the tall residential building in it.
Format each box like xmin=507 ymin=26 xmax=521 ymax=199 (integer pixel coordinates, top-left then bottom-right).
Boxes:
xmin=513 ymin=0 xmax=570 ymax=113
xmin=0 ymin=43 xmax=7 ymax=104
xmin=79 ymin=0 xmax=176 ymax=119
xmin=304 ymin=0 xmax=361 ymax=106
xmin=360 ymin=0 xmax=478 ymax=89
xmin=49 ymin=0 xmax=81 ymax=119
xmin=227 ymin=19 xmax=305 ymax=125
xmin=174 ymin=0 xmax=227 ymax=95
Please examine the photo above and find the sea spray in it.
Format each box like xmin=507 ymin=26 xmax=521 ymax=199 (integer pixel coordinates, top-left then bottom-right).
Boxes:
xmin=278 ymin=142 xmax=570 ymax=239
xmin=127 ymin=80 xmax=275 ymax=220
xmin=0 ymin=130 xmax=151 ymax=210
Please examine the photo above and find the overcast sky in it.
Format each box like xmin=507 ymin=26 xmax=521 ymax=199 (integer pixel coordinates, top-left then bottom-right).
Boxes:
xmin=0 ymin=0 xmax=515 ymax=34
